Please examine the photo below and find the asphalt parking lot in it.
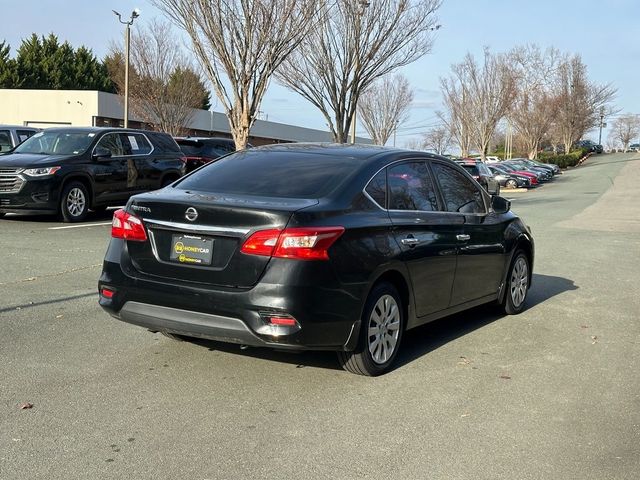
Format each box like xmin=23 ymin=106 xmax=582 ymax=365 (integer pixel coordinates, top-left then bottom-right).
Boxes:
xmin=1 ymin=153 xmax=639 ymax=479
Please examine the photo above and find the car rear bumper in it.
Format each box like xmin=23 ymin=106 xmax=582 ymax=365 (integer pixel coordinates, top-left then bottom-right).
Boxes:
xmin=98 ymin=242 xmax=365 ymax=351
xmin=112 ymin=301 xmax=275 ymax=348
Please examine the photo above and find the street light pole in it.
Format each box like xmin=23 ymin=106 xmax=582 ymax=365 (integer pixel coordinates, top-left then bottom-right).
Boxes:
xmin=350 ymin=1 xmax=370 ymax=145
xmin=598 ymin=106 xmax=605 ymax=145
xmin=113 ymin=9 xmax=140 ymax=128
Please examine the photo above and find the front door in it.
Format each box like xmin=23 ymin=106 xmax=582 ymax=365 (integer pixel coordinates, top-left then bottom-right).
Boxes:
xmin=431 ymin=161 xmax=505 ymax=305
xmin=386 ymin=161 xmax=459 ymax=317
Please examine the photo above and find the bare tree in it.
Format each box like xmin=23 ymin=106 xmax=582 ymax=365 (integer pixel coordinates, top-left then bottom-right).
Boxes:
xmin=277 ymin=0 xmax=441 ymax=143
xmin=611 ymin=114 xmax=640 ymax=152
xmin=441 ymin=49 xmax=517 ymax=160
xmin=152 ymin=0 xmax=318 ymax=149
xmin=422 ymin=124 xmax=451 ymax=154
xmin=106 ymin=20 xmax=210 ymax=135
xmin=509 ymin=45 xmax=562 ymax=159
xmin=553 ymin=54 xmax=616 ymax=154
xmin=403 ymin=138 xmax=423 ymax=150
xmin=357 ymin=74 xmax=414 ymax=145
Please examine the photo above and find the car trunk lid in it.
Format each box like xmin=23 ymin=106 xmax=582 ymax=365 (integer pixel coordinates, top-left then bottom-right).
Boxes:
xmin=124 ymin=189 xmax=317 ymax=288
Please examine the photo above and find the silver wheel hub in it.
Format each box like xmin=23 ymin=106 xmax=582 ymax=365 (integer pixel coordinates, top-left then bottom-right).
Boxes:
xmin=66 ymin=188 xmax=86 ymax=217
xmin=510 ymin=257 xmax=529 ymax=307
xmin=367 ymin=294 xmax=400 ymax=365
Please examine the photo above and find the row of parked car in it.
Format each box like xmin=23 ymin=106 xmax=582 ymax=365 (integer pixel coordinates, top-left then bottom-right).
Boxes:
xmin=454 ymin=157 xmax=561 ymax=196
xmin=0 ymin=125 xmax=243 ymax=222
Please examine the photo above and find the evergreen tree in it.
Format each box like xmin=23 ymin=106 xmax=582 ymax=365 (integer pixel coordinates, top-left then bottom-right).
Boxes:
xmin=0 ymin=41 xmax=17 ymax=87
xmin=4 ymin=33 xmax=114 ymax=91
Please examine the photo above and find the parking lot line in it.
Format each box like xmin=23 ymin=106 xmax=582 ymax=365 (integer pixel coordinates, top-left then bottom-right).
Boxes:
xmin=48 ymin=222 xmax=112 ymax=230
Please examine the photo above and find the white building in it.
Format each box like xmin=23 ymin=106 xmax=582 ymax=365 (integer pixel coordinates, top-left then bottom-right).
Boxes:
xmin=0 ymin=89 xmax=371 ymax=145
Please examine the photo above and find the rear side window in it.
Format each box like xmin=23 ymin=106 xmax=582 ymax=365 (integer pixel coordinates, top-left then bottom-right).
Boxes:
xmin=149 ymin=132 xmax=181 ymax=153
xmin=388 ymin=162 xmax=439 ymax=211
xmin=124 ymin=133 xmax=153 ymax=155
xmin=365 ymin=170 xmax=386 ymax=208
xmin=460 ymin=165 xmax=480 ymax=176
xmin=177 ymin=150 xmax=358 ymax=199
xmin=432 ymin=163 xmax=485 ymax=214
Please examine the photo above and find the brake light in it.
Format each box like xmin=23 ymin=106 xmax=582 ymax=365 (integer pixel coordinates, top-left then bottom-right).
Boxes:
xmin=241 ymin=227 xmax=345 ymax=260
xmin=111 ymin=209 xmax=148 ymax=242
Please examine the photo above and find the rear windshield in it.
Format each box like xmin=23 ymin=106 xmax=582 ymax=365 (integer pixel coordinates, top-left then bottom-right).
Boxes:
xmin=176 ymin=150 xmax=358 ymax=198
xmin=460 ymin=165 xmax=480 ymax=176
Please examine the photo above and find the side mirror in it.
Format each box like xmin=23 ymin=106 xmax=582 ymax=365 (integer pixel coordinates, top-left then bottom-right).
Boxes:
xmin=487 ymin=182 xmax=500 ymax=196
xmin=93 ymin=147 xmax=112 ymax=159
xmin=491 ymin=195 xmax=510 ymax=214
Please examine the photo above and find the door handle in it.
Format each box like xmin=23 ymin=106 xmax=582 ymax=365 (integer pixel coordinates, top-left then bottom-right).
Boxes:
xmin=401 ymin=236 xmax=420 ymax=247
xmin=456 ymin=234 xmax=470 ymax=241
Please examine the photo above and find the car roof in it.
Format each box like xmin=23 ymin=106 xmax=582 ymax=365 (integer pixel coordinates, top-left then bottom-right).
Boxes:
xmin=0 ymin=124 xmax=40 ymax=129
xmin=33 ymin=127 xmax=162 ymax=135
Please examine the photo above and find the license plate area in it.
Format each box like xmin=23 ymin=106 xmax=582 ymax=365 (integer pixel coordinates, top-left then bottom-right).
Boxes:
xmin=169 ymin=234 xmax=214 ymax=266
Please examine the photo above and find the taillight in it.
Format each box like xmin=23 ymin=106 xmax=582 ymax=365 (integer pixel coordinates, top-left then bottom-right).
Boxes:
xmin=111 ymin=209 xmax=148 ymax=242
xmin=241 ymin=227 xmax=344 ymax=260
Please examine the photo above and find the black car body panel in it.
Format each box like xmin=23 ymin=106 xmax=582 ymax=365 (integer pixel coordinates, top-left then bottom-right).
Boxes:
xmin=99 ymin=144 xmax=534 ymax=356
xmin=0 ymin=127 xmax=186 ymax=217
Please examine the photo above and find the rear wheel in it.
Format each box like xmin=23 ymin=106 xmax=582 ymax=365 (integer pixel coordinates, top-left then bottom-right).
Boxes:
xmin=337 ymin=282 xmax=404 ymax=376
xmin=503 ymin=251 xmax=530 ymax=315
xmin=60 ymin=181 xmax=89 ymax=222
xmin=0 ymin=211 xmax=5 ymax=218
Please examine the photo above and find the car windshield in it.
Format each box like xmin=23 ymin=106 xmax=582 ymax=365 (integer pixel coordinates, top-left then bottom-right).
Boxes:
xmin=13 ymin=131 xmax=95 ymax=155
xmin=176 ymin=149 xmax=359 ymax=199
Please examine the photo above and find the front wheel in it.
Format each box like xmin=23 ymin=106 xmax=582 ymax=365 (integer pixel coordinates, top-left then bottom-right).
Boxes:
xmin=503 ymin=251 xmax=530 ymax=315
xmin=60 ymin=181 xmax=89 ymax=222
xmin=505 ymin=179 xmax=518 ymax=189
xmin=337 ymin=282 xmax=404 ymax=376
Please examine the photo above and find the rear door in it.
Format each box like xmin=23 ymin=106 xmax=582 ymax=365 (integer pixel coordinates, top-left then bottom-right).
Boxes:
xmin=386 ymin=161 xmax=459 ymax=317
xmin=121 ymin=132 xmax=155 ymax=192
xmin=431 ymin=161 xmax=506 ymax=305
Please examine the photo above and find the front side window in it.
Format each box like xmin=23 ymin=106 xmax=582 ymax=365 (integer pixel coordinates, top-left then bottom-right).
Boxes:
xmin=17 ymin=130 xmax=37 ymax=144
xmin=432 ymin=163 xmax=485 ymax=214
xmin=96 ymin=133 xmax=125 ymax=157
xmin=388 ymin=162 xmax=439 ymax=211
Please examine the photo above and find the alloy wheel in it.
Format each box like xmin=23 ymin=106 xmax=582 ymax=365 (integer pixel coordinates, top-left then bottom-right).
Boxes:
xmin=66 ymin=187 xmax=86 ymax=217
xmin=367 ymin=294 xmax=401 ymax=364
xmin=510 ymin=256 xmax=529 ymax=307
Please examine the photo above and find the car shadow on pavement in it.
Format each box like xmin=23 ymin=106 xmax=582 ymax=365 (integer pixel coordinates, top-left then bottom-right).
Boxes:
xmin=394 ymin=273 xmax=578 ymax=371
xmin=178 ymin=273 xmax=578 ymax=374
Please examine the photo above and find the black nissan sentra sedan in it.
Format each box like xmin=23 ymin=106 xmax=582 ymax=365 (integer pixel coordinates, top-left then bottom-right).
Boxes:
xmin=99 ymin=144 xmax=534 ymax=376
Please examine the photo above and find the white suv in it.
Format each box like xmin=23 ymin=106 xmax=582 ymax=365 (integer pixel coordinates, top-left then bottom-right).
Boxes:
xmin=0 ymin=125 xmax=40 ymax=153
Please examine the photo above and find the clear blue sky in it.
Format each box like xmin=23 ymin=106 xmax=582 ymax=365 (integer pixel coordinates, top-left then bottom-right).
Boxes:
xmin=3 ymin=0 xmax=638 ymax=147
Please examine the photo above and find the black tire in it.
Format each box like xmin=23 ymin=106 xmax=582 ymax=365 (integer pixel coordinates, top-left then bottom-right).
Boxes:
xmin=0 ymin=211 xmax=5 ymax=218
xmin=505 ymin=179 xmax=518 ymax=189
xmin=60 ymin=181 xmax=89 ymax=222
xmin=503 ymin=251 xmax=530 ymax=315
xmin=337 ymin=282 xmax=404 ymax=376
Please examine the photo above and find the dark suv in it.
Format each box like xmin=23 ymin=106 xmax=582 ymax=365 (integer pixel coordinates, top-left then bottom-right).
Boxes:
xmin=455 ymin=159 xmax=500 ymax=195
xmin=175 ymin=137 xmax=251 ymax=172
xmin=0 ymin=127 xmax=186 ymax=222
